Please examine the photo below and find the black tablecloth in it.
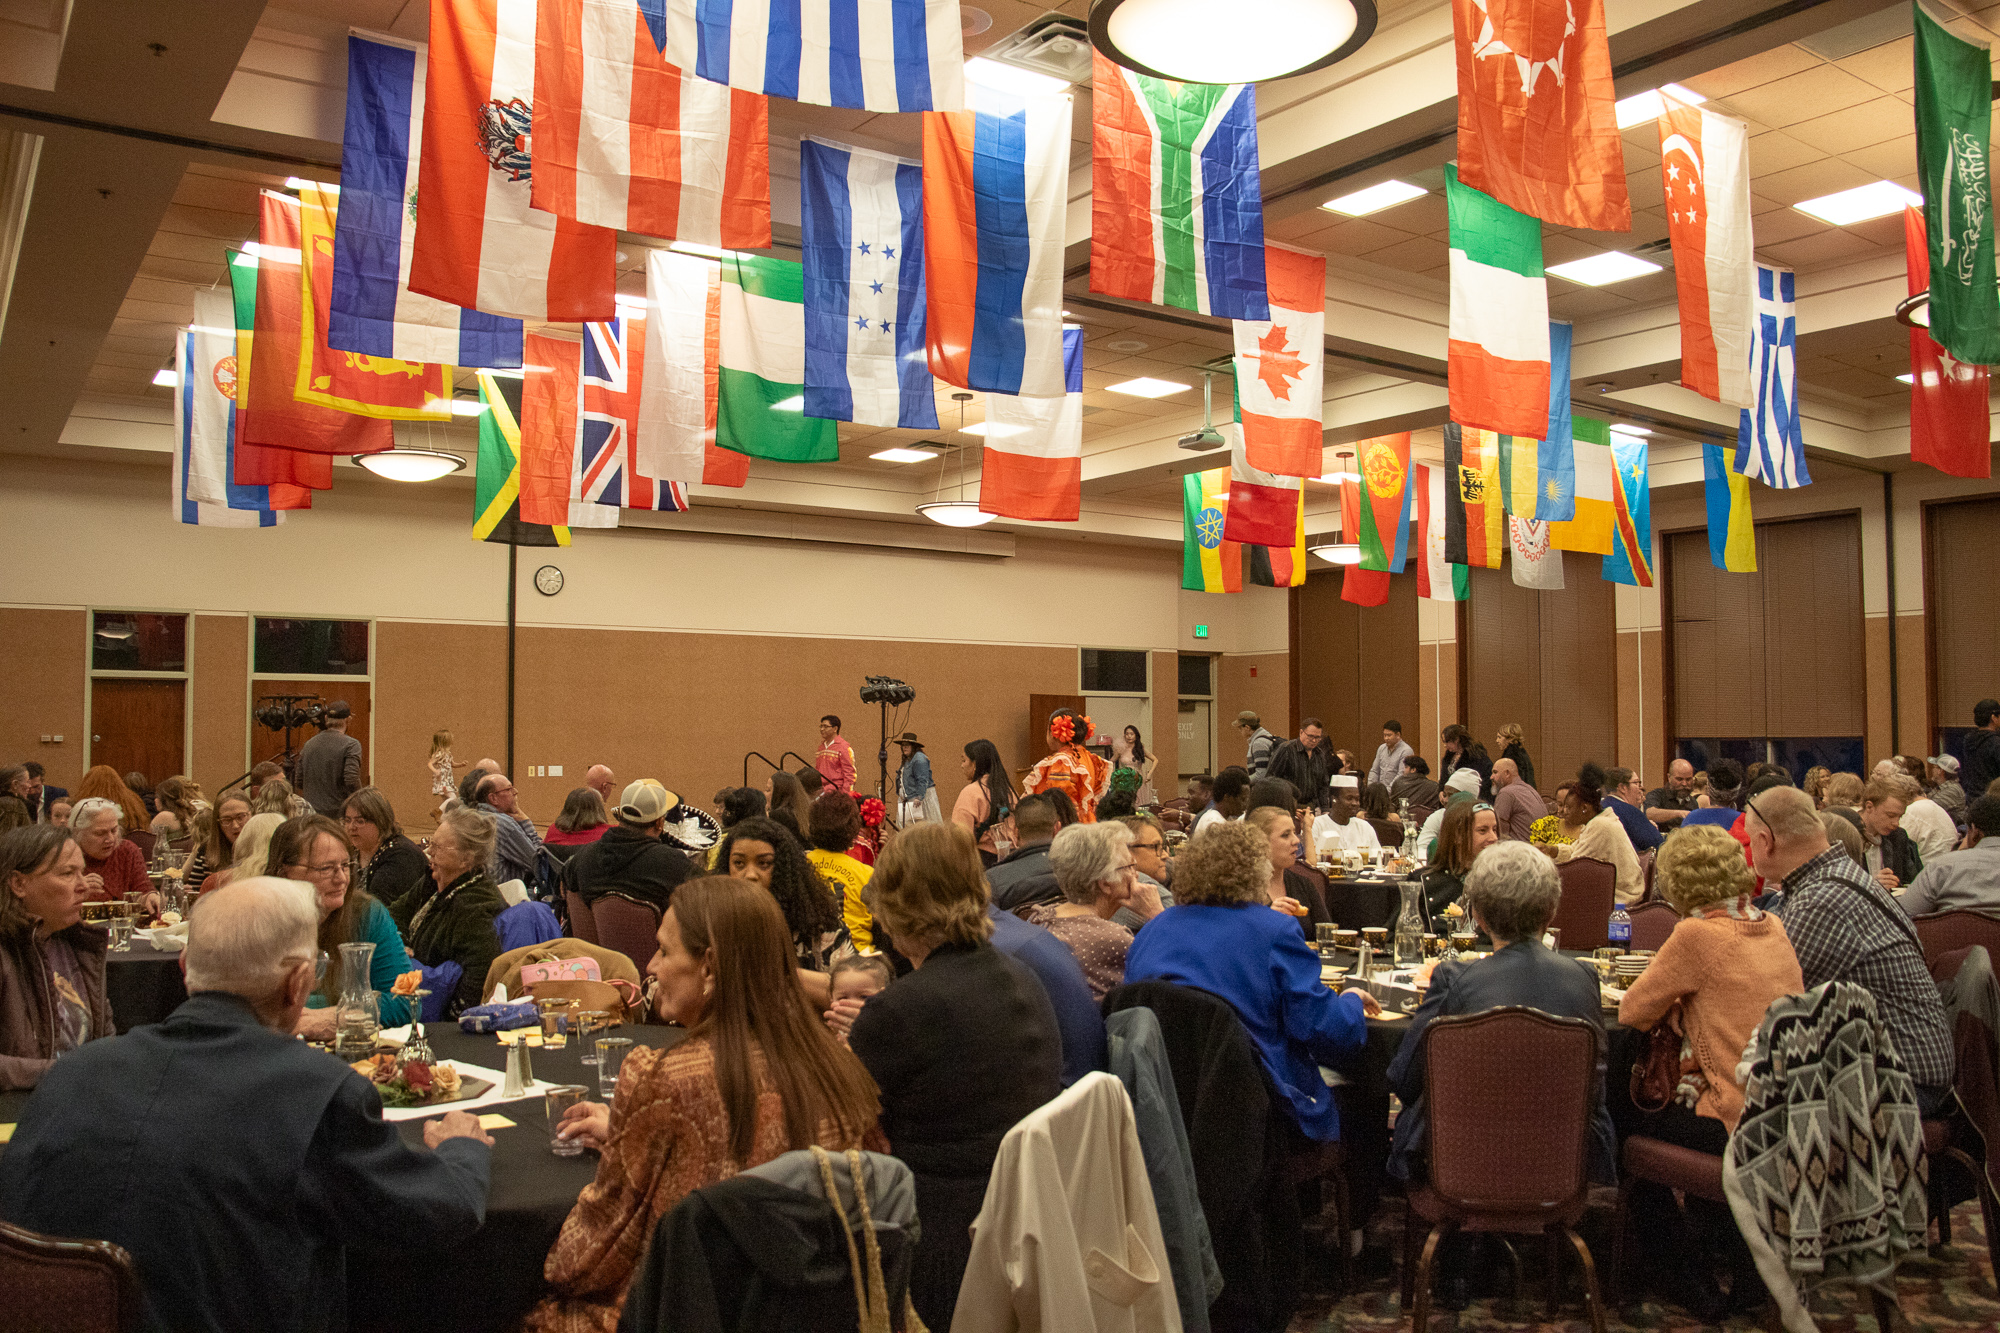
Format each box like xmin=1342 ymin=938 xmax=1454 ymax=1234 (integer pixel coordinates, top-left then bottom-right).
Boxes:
xmin=104 ymin=941 xmax=188 ymax=1033
xmin=1319 ymin=876 xmax=1410 ymax=932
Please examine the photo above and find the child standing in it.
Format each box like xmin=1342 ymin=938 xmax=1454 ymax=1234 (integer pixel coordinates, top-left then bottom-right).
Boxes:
xmin=427 ymin=730 xmax=455 ymax=820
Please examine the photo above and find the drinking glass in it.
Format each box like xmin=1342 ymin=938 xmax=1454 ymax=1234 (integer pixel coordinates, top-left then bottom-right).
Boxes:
xmin=402 ymin=990 xmax=433 ymax=1064
xmin=539 ymin=998 xmax=574 ymax=1050
xmin=1421 ymin=933 xmax=1442 ymax=960
xmin=1315 ymin=922 xmax=1338 ymax=962
xmin=545 ymin=1084 xmax=588 ymax=1157
xmin=576 ymin=1011 xmax=611 ymax=1065
xmin=595 ymin=1037 xmax=634 ymax=1100
xmin=1450 ymin=930 xmax=1478 ymax=960
xmin=108 ymin=917 xmax=132 ymax=952
xmin=1361 ymin=927 xmax=1388 ymax=952
xmin=123 ymin=891 xmax=146 ymax=920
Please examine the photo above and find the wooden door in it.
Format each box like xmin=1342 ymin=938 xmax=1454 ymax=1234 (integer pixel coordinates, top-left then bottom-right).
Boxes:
xmin=91 ymin=679 xmax=185 ymax=782
xmin=1025 ymin=693 xmax=1086 ymax=779
xmin=251 ymin=680 xmax=372 ymax=785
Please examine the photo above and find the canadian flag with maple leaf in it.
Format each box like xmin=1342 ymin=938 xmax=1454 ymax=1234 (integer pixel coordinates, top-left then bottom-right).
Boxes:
xmin=1231 ymin=245 xmax=1326 ymax=477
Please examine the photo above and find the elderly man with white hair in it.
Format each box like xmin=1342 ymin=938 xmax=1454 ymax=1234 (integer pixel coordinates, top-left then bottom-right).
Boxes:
xmin=0 ymin=877 xmax=492 ymax=1333
xmin=1021 ymin=822 xmax=1160 ymax=1001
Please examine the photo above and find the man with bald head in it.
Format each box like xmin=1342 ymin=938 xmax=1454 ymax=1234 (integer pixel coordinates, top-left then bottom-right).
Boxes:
xmin=474 ymin=771 xmax=544 ymax=887
xmin=1490 ymin=757 xmax=1546 ymax=841
xmin=585 ymin=764 xmax=617 ymax=804
xmin=1747 ymin=787 xmax=1954 ymax=1115
xmin=1643 ymin=759 xmax=1698 ymax=829
xmin=0 ymin=877 xmax=492 ymax=1332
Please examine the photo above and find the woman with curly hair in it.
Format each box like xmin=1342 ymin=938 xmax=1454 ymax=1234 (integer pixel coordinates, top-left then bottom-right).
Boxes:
xmin=1553 ymin=762 xmax=1644 ymax=903
xmin=149 ymin=776 xmax=207 ymax=852
xmin=1024 ymin=708 xmax=1113 ymax=823
xmin=714 ymin=816 xmax=840 ymax=1005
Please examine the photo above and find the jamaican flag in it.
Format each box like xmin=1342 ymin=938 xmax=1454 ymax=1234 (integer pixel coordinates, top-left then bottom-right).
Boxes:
xmin=474 ymin=371 xmax=569 ymax=547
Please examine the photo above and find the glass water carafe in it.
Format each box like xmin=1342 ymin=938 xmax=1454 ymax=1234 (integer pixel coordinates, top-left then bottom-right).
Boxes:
xmin=1393 ymin=880 xmax=1426 ymax=967
xmin=333 ymin=941 xmax=380 ymax=1057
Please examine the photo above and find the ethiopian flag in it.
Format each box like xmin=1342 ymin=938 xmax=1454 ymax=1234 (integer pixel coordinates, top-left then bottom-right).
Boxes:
xmin=717 ymin=254 xmax=839 ymax=463
xmin=475 ymin=370 xmax=569 ymax=547
xmin=1703 ymin=444 xmax=1756 ymax=572
xmin=1182 ymin=468 xmax=1242 ymax=593
xmin=1356 ymin=432 xmax=1412 ymax=572
xmin=1605 ymin=430 xmax=1653 ymax=586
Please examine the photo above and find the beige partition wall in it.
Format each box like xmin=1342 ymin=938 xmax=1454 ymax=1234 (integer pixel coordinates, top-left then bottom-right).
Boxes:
xmin=1288 ymin=569 xmax=1420 ymax=758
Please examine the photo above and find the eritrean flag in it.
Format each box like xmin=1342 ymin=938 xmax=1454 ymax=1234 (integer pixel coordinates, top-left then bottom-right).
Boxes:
xmin=1444 ymin=423 xmax=1504 ymax=569
xmin=1340 ymin=478 xmax=1391 ymax=606
xmin=1182 ymin=468 xmax=1241 ymax=593
xmin=1605 ymin=429 xmax=1653 ymax=586
xmin=1355 ymin=432 xmax=1413 ymax=572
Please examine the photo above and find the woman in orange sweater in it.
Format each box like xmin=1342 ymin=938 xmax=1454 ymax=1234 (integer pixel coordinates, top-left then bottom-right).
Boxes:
xmin=1618 ymin=824 xmax=1803 ymax=1318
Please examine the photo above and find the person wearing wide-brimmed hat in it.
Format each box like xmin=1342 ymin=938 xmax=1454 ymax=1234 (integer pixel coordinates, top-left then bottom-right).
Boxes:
xmin=895 ymin=732 xmax=939 ymax=825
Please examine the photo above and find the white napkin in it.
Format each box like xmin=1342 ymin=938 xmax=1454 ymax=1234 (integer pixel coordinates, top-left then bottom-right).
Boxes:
xmin=491 ymin=983 xmax=509 ymax=1003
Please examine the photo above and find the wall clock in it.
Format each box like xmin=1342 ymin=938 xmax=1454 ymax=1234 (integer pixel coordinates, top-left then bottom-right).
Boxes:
xmin=533 ymin=565 xmax=564 ymax=597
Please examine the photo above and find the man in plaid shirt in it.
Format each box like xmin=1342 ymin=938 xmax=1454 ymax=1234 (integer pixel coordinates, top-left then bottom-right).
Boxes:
xmin=1748 ymin=787 xmax=1954 ymax=1114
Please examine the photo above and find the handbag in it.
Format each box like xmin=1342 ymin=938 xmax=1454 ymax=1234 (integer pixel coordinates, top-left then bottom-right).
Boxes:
xmin=1629 ymin=1001 xmax=1685 ymax=1113
xmin=520 ymin=955 xmax=601 ymax=985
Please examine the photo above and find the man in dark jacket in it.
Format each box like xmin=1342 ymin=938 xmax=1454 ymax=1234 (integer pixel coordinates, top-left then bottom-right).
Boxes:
xmin=1268 ymin=718 xmax=1336 ymax=812
xmin=560 ymin=780 xmax=693 ymax=912
xmin=1963 ymin=698 xmax=2000 ymax=801
xmin=987 ymin=794 xmax=1061 ymax=911
xmin=0 ymin=877 xmax=491 ymax=1333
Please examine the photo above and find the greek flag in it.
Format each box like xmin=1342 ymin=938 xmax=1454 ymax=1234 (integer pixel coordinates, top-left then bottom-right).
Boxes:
xmin=1735 ymin=264 xmax=1811 ymax=489
xmin=800 ymin=138 xmax=937 ymax=429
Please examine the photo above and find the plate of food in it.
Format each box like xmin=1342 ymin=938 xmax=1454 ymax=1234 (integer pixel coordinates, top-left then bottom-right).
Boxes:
xmin=349 ymin=1054 xmax=491 ymax=1109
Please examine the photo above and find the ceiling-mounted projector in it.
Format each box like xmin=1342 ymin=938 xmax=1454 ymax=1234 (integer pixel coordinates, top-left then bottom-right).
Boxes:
xmin=1178 ymin=426 xmax=1225 ymax=451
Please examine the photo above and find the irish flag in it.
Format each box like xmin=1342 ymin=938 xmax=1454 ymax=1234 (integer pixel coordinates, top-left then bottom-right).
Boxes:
xmin=1089 ymin=51 xmax=1268 ymax=320
xmin=636 ymin=249 xmax=751 ymax=488
xmin=1232 ymin=246 xmax=1325 ymax=477
xmin=1447 ymin=165 xmax=1549 ymax=439
xmin=1182 ymin=469 xmax=1242 ymax=594
xmin=716 ymin=254 xmax=837 ymax=463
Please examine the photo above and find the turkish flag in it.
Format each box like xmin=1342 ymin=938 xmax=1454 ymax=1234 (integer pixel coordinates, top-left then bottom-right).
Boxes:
xmin=1906 ymin=206 xmax=1992 ymax=479
xmin=1452 ymin=0 xmax=1629 ymax=232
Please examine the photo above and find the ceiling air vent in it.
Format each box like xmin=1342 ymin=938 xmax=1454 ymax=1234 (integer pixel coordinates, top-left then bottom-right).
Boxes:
xmin=978 ymin=14 xmax=1094 ymax=86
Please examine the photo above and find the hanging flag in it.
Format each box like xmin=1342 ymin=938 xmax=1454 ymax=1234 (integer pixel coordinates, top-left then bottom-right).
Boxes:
xmin=1355 ymin=432 xmax=1413 ymax=573
xmin=1248 ymin=502 xmax=1306 ymax=588
xmin=1547 ymin=415 xmax=1614 ymax=553
xmin=800 ymin=138 xmax=937 ymax=429
xmin=718 ymin=254 xmax=839 ymax=462
xmin=577 ymin=314 xmax=691 ymax=515
xmin=1905 ymin=205 xmax=1992 ymax=479
xmin=1508 ymin=516 xmax=1562 ymax=589
xmin=661 ymin=0 xmax=963 ymax=112
xmin=1605 ymin=429 xmax=1653 ymax=587
xmin=1416 ymin=463 xmax=1469 ymax=602
xmin=979 ymin=327 xmax=1084 ymax=521
xmin=1447 ymin=165 xmax=1550 ymax=438
xmin=1444 ymin=423 xmax=1504 ymax=569
xmin=923 ymin=83 xmax=1071 ymax=398
xmin=330 ymin=33 xmax=524 ymax=367
xmin=175 ymin=291 xmax=280 ymax=528
xmin=1538 ymin=319 xmax=1575 ymax=519
xmin=1183 ymin=469 xmax=1242 ymax=594
xmin=1089 ymin=51 xmax=1267 ymax=320
xmin=1735 ymin=264 xmax=1810 ymax=489
xmin=1496 ymin=430 xmax=1537 ymax=519
xmin=239 ymin=194 xmax=395 ymax=460
xmin=1232 ymin=245 xmax=1326 ymax=477
xmin=296 ymin=185 xmax=453 ymax=422
xmin=412 ymin=0 xmax=618 ymax=321
xmin=1702 ymin=444 xmax=1756 ymax=573
xmin=1223 ymin=425 xmax=1305 ymax=547
xmin=1451 ymin=0 xmax=1629 ymax=232
xmin=1339 ymin=479 xmax=1390 ymax=605
xmin=531 ymin=0 xmax=770 ymax=246
xmin=223 ymin=251 xmax=320 ymax=506
xmin=475 ymin=369 xmax=571 ymax=546
xmin=1658 ymin=92 xmax=1754 ymax=408
xmin=1915 ymin=2 xmax=2000 ymax=366
xmin=519 ymin=333 xmax=586 ymax=527
xmin=635 ymin=249 xmax=751 ymax=487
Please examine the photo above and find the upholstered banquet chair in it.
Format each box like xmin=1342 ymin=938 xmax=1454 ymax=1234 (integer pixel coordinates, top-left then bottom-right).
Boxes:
xmin=1551 ymin=858 xmax=1617 ymax=950
xmin=0 ymin=1219 xmax=142 ymax=1333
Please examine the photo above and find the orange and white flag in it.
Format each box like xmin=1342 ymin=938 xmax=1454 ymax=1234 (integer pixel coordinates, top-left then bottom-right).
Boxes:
xmin=1231 ymin=245 xmax=1325 ymax=477
xmin=1452 ymin=0 xmax=1629 ymax=232
xmin=1659 ymin=93 xmax=1754 ymax=408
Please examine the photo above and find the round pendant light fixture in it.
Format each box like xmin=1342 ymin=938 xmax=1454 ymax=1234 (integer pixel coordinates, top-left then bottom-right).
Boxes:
xmin=353 ymin=448 xmax=467 ymax=483
xmin=1090 ymin=0 xmax=1377 ymax=84
xmin=1310 ymin=446 xmax=1361 ymax=562
xmin=918 ymin=392 xmax=999 ymax=528
xmin=1309 ymin=541 xmax=1363 ymax=564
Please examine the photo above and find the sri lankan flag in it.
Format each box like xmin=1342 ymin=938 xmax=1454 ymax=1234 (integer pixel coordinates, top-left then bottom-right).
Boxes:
xmin=475 ymin=371 xmax=570 ymax=547
xmin=1182 ymin=468 xmax=1241 ymax=593
xmin=1247 ymin=487 xmax=1305 ymax=586
xmin=1444 ymin=423 xmax=1504 ymax=568
xmin=1605 ymin=429 xmax=1653 ymax=586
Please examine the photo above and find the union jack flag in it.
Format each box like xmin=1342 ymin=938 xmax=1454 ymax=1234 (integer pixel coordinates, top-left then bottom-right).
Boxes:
xmin=574 ymin=314 xmax=690 ymax=515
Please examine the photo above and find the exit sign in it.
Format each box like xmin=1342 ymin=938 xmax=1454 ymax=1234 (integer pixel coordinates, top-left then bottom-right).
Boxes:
xmin=1193 ymin=624 xmax=1209 ymax=639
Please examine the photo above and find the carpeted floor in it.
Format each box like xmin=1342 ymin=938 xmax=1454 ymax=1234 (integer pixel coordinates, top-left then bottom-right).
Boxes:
xmin=1288 ymin=1195 xmax=1996 ymax=1332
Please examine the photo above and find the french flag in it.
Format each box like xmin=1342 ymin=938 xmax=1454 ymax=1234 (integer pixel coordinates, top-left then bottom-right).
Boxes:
xmin=978 ymin=326 xmax=1084 ymax=522
xmin=410 ymin=0 xmax=618 ymax=322
xmin=922 ymin=82 xmax=1071 ymax=399
xmin=662 ymin=0 xmax=964 ymax=113
xmin=331 ymin=34 xmax=524 ymax=367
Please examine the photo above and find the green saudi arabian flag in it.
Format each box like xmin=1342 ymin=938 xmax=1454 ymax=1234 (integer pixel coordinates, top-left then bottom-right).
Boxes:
xmin=717 ymin=254 xmax=839 ymax=463
xmin=1915 ymin=2 xmax=2000 ymax=365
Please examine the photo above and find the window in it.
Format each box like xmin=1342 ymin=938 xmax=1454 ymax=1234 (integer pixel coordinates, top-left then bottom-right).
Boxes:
xmin=254 ymin=619 xmax=370 ymax=675
xmin=91 ymin=612 xmax=187 ymax=672
xmin=1177 ymin=653 xmax=1213 ymax=697
xmin=1080 ymin=648 xmax=1148 ymax=694
xmin=1676 ymin=737 xmax=1863 ymax=782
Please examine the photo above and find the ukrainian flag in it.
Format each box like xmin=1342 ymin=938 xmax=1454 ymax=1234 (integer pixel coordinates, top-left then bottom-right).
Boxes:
xmin=1182 ymin=468 xmax=1242 ymax=593
xmin=1703 ymin=444 xmax=1757 ymax=572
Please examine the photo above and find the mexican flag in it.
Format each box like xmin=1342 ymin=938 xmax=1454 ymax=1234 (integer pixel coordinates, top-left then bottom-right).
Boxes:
xmin=1447 ymin=165 xmax=1549 ymax=439
xmin=717 ymin=254 xmax=839 ymax=463
xmin=1182 ymin=468 xmax=1242 ymax=593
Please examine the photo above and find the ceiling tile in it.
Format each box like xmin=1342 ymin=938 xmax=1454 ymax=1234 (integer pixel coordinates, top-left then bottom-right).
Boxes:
xmin=1758 ymin=228 xmax=1881 ymax=269
xmin=1747 ymin=130 xmax=1828 ymax=177
xmin=1839 ymin=136 xmax=1917 ymax=181
xmin=1722 ymin=64 xmax=1882 ymax=130
xmin=1786 ymin=96 xmax=1916 ymax=156
xmin=1681 ymin=45 xmax=1823 ymax=100
xmin=1754 ymin=156 xmax=1874 ymax=206
xmin=1314 ymin=216 xmax=1410 ymax=256
xmin=1363 ymin=237 xmax=1447 ymax=273
xmin=1749 ymin=207 xmax=1827 ymax=249
xmin=1835 ymin=35 xmax=1915 ymax=93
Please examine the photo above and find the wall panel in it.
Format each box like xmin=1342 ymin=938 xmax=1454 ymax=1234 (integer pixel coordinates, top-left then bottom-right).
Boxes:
xmin=1289 ymin=571 xmax=1419 ymax=756
xmin=1928 ymin=496 xmax=2000 ymax=731
xmin=1463 ymin=554 xmax=1616 ymax=792
xmin=190 ymin=613 xmax=248 ymax=790
xmin=0 ymin=608 xmax=86 ymax=789
xmin=1763 ymin=516 xmax=1863 ymax=736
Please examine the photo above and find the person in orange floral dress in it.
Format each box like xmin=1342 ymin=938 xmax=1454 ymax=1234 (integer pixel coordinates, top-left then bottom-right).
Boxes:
xmin=1023 ymin=709 xmax=1114 ymax=824
xmin=523 ymin=877 xmax=885 ymax=1333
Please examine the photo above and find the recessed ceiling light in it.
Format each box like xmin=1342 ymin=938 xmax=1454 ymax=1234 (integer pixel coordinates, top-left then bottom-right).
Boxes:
xmin=1106 ymin=377 xmax=1190 ymax=399
xmin=1613 ymin=83 xmax=1706 ymax=129
xmin=960 ymin=421 xmax=1026 ymax=439
xmin=1320 ymin=179 xmax=1428 ymax=217
xmin=428 ymin=398 xmax=486 ymax=417
xmin=285 ymin=176 xmax=339 ymax=193
xmin=871 ymin=447 xmax=940 ymax=463
xmin=152 ymin=368 xmax=179 ymax=387
xmin=1897 ymin=372 xmax=1915 ymax=384
xmin=964 ymin=57 xmax=1068 ymax=96
xmin=1547 ymin=251 xmax=1664 ymax=286
xmin=1614 ymin=424 xmax=1653 ymax=436
xmin=1794 ymin=180 xmax=1923 ymax=226
xmin=1105 ymin=338 xmax=1149 ymax=353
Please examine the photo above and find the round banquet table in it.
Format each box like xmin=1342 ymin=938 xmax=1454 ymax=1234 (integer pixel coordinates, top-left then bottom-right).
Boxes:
xmin=1318 ymin=874 xmax=1412 ymax=932
xmin=103 ymin=939 xmax=190 ymax=1033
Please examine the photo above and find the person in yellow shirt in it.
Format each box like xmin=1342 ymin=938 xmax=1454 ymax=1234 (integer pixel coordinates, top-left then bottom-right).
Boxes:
xmin=805 ymin=792 xmax=878 ymax=954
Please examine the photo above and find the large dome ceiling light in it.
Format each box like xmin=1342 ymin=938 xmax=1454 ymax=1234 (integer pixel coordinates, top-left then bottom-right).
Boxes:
xmin=1089 ymin=0 xmax=1377 ymax=84
xmin=354 ymin=448 xmax=467 ymax=483
xmin=918 ymin=392 xmax=999 ymax=528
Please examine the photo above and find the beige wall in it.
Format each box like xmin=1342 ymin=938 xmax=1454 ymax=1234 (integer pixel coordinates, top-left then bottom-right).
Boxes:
xmin=0 ymin=608 xmax=86 ymax=790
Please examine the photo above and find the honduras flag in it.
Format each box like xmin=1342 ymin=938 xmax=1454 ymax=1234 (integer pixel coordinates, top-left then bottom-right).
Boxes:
xmin=1735 ymin=263 xmax=1810 ymax=489
xmin=328 ymin=33 xmax=523 ymax=367
xmin=801 ymin=138 xmax=937 ymax=429
xmin=663 ymin=0 xmax=964 ymax=112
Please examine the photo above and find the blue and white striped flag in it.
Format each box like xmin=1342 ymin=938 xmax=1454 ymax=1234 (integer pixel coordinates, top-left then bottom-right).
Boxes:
xmin=800 ymin=138 xmax=937 ymax=429
xmin=1735 ymin=263 xmax=1811 ymax=489
xmin=175 ymin=291 xmax=280 ymax=529
xmin=328 ymin=33 xmax=524 ymax=367
xmin=664 ymin=0 xmax=963 ymax=112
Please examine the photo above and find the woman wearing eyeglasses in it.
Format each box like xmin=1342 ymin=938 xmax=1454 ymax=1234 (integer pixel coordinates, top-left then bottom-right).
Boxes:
xmin=265 ymin=815 xmax=416 ymax=1035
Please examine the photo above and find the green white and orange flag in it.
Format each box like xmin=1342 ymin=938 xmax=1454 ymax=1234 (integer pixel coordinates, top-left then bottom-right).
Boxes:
xmin=1182 ymin=468 xmax=1242 ymax=593
xmin=1231 ymin=245 xmax=1326 ymax=476
xmin=1447 ymin=165 xmax=1549 ymax=439
xmin=1355 ymin=432 xmax=1413 ymax=572
xmin=1444 ymin=423 xmax=1504 ymax=569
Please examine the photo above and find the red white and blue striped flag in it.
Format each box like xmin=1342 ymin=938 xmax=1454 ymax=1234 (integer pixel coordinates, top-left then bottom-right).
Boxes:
xmin=575 ymin=314 xmax=691 ymax=518
xmin=661 ymin=0 xmax=964 ymax=112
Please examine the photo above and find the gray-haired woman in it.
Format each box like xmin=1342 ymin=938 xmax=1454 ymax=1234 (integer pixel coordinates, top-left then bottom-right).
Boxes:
xmin=1020 ymin=822 xmax=1159 ymax=1000
xmin=387 ymin=808 xmax=507 ymax=1016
